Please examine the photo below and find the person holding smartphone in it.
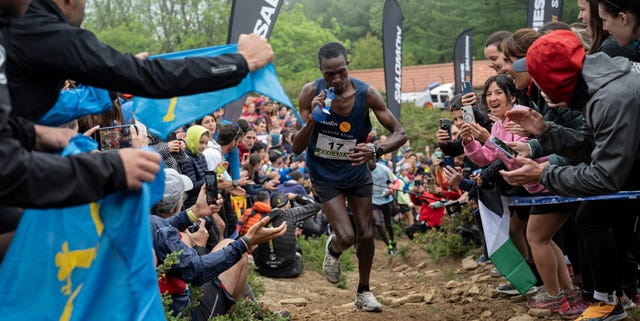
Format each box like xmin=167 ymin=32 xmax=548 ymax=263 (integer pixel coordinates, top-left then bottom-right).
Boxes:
xmin=461 ymin=74 xmax=547 ymax=194
xmin=500 ymin=29 xmax=640 ymax=320
xmin=436 ymin=94 xmax=492 ymax=163
xmin=460 ymin=74 xmax=554 ymax=297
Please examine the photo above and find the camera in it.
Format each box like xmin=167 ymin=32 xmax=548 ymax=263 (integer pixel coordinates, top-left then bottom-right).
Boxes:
xmin=444 ymin=199 xmax=467 ymax=216
xmin=187 ymin=221 xmax=200 ymax=233
xmin=413 ymin=180 xmax=422 ymax=187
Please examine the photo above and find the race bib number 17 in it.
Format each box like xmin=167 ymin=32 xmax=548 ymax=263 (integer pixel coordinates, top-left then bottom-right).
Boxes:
xmin=314 ymin=133 xmax=356 ymax=160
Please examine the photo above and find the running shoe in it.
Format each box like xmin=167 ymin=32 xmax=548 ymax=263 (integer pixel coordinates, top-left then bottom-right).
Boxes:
xmin=559 ymin=297 xmax=589 ymax=320
xmin=526 ymin=290 xmax=567 ymax=312
xmin=322 ymin=234 xmax=341 ymax=284
xmin=387 ymin=240 xmax=397 ymax=255
xmin=621 ymin=295 xmax=637 ymax=310
xmin=475 ymin=254 xmax=491 ymax=264
xmin=574 ymin=300 xmax=627 ymax=321
xmin=490 ymin=268 xmax=502 ymax=277
xmin=496 ymin=283 xmax=537 ymax=295
xmin=353 ymin=291 xmax=383 ymax=312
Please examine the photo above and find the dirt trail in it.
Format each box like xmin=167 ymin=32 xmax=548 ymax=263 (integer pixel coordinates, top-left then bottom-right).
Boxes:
xmin=256 ymin=239 xmax=640 ymax=321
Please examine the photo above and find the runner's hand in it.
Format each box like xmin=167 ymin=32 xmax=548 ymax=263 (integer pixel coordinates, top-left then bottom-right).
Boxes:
xmin=348 ymin=143 xmax=374 ymax=166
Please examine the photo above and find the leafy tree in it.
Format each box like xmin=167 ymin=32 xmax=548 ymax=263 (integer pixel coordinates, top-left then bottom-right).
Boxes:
xmin=270 ymin=3 xmax=339 ymax=100
xmin=350 ymin=33 xmax=383 ymax=70
xmin=288 ymin=0 xmax=374 ymax=42
xmin=90 ymin=22 xmax=160 ymax=55
xmin=85 ymin=0 xmax=230 ymax=54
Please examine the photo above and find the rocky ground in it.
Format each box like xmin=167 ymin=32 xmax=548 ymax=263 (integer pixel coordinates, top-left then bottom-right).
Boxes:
xmin=255 ymin=239 xmax=640 ymax=321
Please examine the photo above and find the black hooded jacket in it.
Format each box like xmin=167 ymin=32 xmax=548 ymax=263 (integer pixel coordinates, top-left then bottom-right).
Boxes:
xmin=0 ymin=0 xmax=250 ymax=208
xmin=7 ymin=0 xmax=250 ymax=121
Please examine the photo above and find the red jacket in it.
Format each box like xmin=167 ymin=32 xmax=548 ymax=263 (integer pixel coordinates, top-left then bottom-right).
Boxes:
xmin=410 ymin=190 xmax=460 ymax=227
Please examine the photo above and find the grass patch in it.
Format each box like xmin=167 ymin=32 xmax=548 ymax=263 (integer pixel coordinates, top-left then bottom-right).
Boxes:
xmin=246 ymin=266 xmax=264 ymax=298
xmin=297 ymin=234 xmax=356 ymax=275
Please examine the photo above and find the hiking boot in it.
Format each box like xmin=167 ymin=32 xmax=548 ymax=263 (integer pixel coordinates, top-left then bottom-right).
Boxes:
xmin=559 ymin=297 xmax=589 ymax=320
xmin=526 ymin=290 xmax=567 ymax=312
xmin=497 ymin=283 xmax=537 ymax=296
xmin=387 ymin=240 xmax=397 ymax=255
xmin=353 ymin=291 xmax=383 ymax=312
xmin=322 ymin=234 xmax=341 ymax=284
xmin=574 ymin=300 xmax=627 ymax=321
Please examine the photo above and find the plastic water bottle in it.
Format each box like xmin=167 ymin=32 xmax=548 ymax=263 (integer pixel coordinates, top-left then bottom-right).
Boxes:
xmin=312 ymin=88 xmax=334 ymax=122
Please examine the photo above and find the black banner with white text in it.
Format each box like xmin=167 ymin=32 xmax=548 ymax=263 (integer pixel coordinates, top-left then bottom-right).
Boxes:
xmin=225 ymin=0 xmax=283 ymax=121
xmin=453 ymin=29 xmax=473 ymax=95
xmin=227 ymin=0 xmax=283 ymax=44
xmin=382 ymin=0 xmax=403 ymax=121
xmin=527 ymin=0 xmax=564 ymax=31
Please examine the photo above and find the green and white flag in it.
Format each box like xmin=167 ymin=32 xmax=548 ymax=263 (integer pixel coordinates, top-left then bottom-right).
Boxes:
xmin=478 ymin=187 xmax=536 ymax=295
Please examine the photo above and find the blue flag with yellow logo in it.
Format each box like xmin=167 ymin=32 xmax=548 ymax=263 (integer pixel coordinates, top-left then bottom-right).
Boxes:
xmin=0 ymin=136 xmax=166 ymax=321
xmin=133 ymin=44 xmax=295 ymax=139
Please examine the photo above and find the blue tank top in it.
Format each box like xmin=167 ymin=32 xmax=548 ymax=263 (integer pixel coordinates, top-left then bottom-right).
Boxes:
xmin=306 ymin=77 xmax=372 ymax=184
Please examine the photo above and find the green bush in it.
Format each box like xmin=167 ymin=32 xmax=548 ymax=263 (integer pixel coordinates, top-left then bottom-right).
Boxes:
xmin=157 ymin=251 xmax=275 ymax=321
xmin=370 ymin=104 xmax=450 ymax=155
xmin=412 ymin=206 xmax=477 ymax=262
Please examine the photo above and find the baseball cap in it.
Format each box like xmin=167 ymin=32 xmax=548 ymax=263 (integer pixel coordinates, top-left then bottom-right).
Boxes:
xmin=270 ymin=192 xmax=289 ymax=208
xmin=163 ymin=168 xmax=194 ymax=205
xmin=512 ymin=57 xmax=527 ymax=73
xmin=526 ymin=30 xmax=585 ymax=104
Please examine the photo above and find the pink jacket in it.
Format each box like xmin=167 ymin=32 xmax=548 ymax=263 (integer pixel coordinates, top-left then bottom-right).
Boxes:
xmin=463 ymin=105 xmax=547 ymax=194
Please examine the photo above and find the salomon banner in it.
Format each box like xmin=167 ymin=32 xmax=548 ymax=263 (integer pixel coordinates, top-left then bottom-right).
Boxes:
xmin=453 ymin=29 xmax=473 ymax=95
xmin=527 ymin=0 xmax=564 ymax=31
xmin=225 ymin=0 xmax=284 ymax=121
xmin=382 ymin=0 xmax=403 ymax=121
xmin=227 ymin=0 xmax=283 ymax=44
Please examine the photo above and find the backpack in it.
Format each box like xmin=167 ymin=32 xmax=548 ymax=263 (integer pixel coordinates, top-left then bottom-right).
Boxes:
xmin=238 ymin=201 xmax=272 ymax=236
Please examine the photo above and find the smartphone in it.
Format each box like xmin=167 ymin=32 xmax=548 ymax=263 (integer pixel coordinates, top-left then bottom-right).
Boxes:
xmin=490 ymin=137 xmax=519 ymax=158
xmin=439 ymin=118 xmax=452 ymax=139
xmin=94 ymin=125 xmax=137 ymax=151
xmin=461 ymin=105 xmax=476 ymax=124
xmin=443 ymin=156 xmax=455 ymax=168
xmin=204 ymin=171 xmax=218 ymax=205
xmin=461 ymin=81 xmax=473 ymax=95
xmin=242 ymin=152 xmax=250 ymax=163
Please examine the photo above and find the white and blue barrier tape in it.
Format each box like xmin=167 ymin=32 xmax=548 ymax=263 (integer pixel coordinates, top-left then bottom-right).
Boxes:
xmin=508 ymin=191 xmax=640 ymax=206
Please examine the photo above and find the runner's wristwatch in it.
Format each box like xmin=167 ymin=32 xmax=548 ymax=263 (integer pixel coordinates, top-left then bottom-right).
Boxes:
xmin=368 ymin=144 xmax=383 ymax=159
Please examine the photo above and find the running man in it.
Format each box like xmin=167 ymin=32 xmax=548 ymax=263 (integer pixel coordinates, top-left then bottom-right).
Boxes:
xmin=292 ymin=42 xmax=407 ymax=312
